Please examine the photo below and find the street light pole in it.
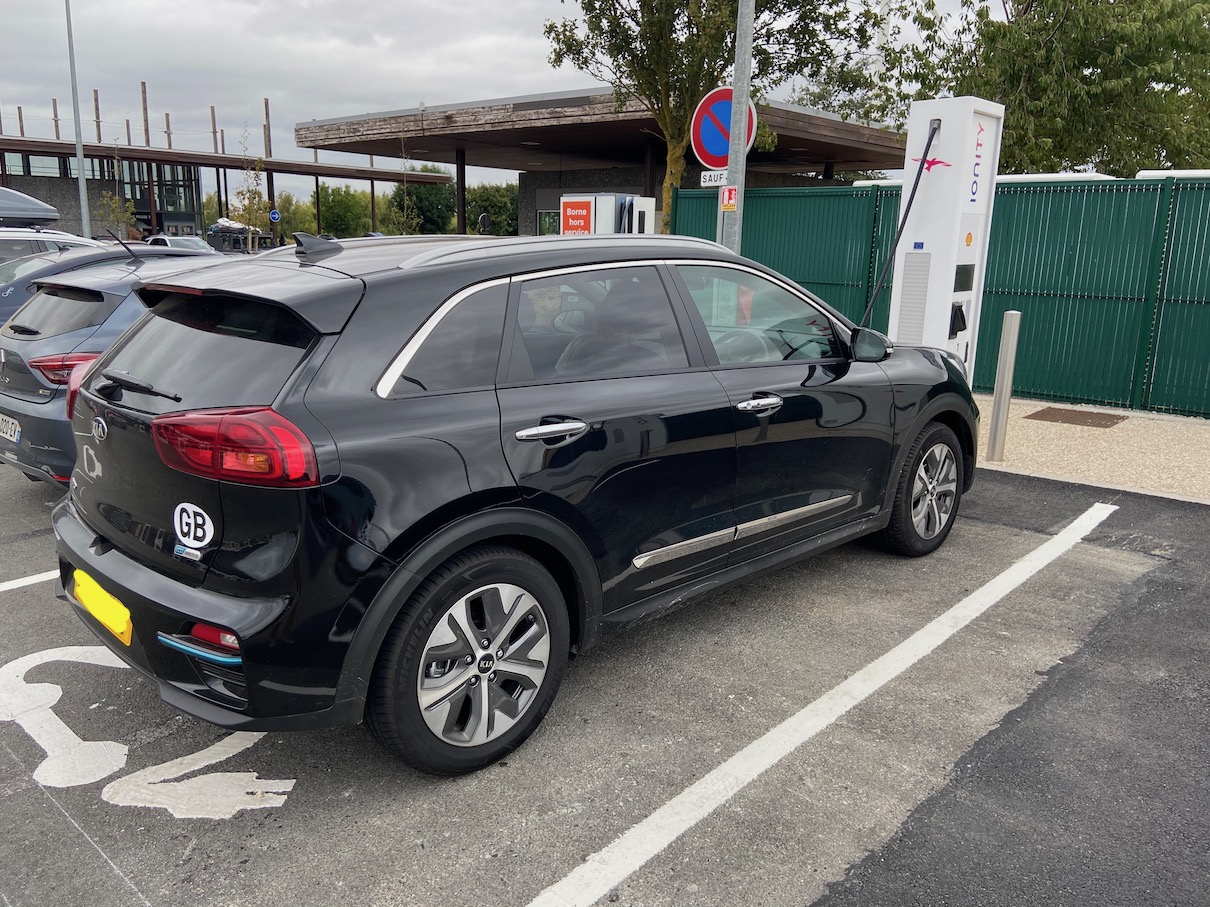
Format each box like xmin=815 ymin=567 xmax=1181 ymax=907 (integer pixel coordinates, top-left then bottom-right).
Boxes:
xmin=64 ymin=0 xmax=91 ymax=237
xmin=720 ymin=0 xmax=755 ymax=254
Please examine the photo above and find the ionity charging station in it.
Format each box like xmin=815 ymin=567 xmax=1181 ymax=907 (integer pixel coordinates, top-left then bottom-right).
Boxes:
xmin=886 ymin=97 xmax=1005 ymax=376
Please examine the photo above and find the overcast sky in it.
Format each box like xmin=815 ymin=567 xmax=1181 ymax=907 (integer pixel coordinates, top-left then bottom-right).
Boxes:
xmin=2 ymin=0 xmax=596 ymax=197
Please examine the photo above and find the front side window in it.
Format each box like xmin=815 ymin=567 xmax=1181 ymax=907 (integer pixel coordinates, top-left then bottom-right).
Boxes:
xmin=677 ymin=264 xmax=841 ymax=365
xmin=388 ymin=284 xmax=507 ymax=396
xmin=513 ymin=265 xmax=689 ymax=381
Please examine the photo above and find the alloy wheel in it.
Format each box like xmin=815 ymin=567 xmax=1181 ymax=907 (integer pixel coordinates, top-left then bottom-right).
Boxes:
xmin=415 ymin=582 xmax=551 ymax=747
xmin=910 ymin=442 xmax=958 ymax=540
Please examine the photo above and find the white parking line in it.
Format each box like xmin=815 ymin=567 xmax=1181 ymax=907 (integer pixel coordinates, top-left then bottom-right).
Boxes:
xmin=527 ymin=503 xmax=1118 ymax=907
xmin=0 ymin=570 xmax=58 ymax=594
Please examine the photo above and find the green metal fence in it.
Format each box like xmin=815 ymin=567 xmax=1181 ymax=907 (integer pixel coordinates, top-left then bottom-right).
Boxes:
xmin=674 ymin=180 xmax=1210 ymax=417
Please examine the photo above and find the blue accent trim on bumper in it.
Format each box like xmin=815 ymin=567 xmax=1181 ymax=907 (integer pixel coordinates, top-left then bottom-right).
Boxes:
xmin=156 ymin=631 xmax=243 ymax=666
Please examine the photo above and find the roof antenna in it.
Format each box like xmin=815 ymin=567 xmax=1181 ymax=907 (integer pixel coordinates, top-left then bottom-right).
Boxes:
xmin=292 ymin=232 xmax=343 ymax=261
xmin=107 ymin=229 xmax=145 ymax=264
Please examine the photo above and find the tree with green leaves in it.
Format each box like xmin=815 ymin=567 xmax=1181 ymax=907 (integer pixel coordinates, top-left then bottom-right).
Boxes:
xmin=545 ymin=0 xmax=879 ymax=228
xmin=272 ymin=190 xmax=316 ymax=239
xmin=390 ymin=164 xmax=456 ymax=234
xmin=96 ymin=191 xmax=135 ymax=240
xmin=228 ymin=136 xmax=271 ymax=250
xmin=94 ymin=146 xmax=136 ymax=239
xmin=940 ymin=0 xmax=1210 ymax=175
xmin=202 ymin=191 xmax=221 ymax=228
xmin=823 ymin=0 xmax=1210 ymax=176
xmin=313 ymin=183 xmax=370 ymax=237
xmin=467 ymin=183 xmax=519 ymax=235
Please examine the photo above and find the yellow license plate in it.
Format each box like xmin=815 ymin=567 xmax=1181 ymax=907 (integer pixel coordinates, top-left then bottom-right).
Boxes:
xmin=73 ymin=569 xmax=132 ymax=646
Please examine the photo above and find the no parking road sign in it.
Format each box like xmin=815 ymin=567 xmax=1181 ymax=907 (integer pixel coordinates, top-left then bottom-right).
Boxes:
xmin=691 ymin=87 xmax=757 ymax=171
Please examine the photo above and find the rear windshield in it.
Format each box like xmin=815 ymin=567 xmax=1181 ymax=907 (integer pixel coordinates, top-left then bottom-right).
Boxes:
xmin=96 ymin=292 xmax=318 ymax=414
xmin=1 ymin=285 xmax=119 ymax=339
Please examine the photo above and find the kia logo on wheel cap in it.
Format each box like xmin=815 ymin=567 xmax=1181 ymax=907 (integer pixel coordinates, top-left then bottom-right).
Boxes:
xmin=91 ymin=417 xmax=108 ymax=442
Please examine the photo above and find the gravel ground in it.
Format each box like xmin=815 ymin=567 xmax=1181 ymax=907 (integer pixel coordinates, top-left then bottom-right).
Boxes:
xmin=973 ymin=394 xmax=1210 ymax=504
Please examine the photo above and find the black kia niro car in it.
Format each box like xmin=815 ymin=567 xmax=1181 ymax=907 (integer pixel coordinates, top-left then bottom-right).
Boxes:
xmin=54 ymin=233 xmax=978 ymax=775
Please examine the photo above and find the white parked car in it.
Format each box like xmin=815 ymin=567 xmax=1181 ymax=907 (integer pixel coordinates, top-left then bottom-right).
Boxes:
xmin=0 ymin=228 xmax=104 ymax=265
xmin=144 ymin=234 xmax=220 ymax=252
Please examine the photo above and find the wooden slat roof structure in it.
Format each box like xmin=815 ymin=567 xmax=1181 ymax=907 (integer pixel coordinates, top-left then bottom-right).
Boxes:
xmin=295 ymin=87 xmax=905 ymax=175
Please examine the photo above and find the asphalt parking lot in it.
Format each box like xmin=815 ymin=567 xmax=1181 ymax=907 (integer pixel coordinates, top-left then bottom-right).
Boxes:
xmin=1 ymin=464 xmax=1206 ymax=907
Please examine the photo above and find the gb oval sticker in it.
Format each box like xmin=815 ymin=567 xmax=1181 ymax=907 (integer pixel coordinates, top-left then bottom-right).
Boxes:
xmin=173 ymin=502 xmax=214 ymax=549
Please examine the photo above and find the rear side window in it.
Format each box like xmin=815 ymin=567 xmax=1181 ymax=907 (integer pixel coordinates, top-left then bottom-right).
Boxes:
xmin=0 ymin=253 xmax=56 ymax=285
xmin=0 ymin=238 xmax=39 ymax=264
xmin=386 ymin=283 xmax=507 ymax=397
xmin=1 ymin=285 xmax=120 ymax=339
xmin=96 ymin=293 xmax=317 ymax=414
xmin=511 ymin=265 xmax=689 ymax=382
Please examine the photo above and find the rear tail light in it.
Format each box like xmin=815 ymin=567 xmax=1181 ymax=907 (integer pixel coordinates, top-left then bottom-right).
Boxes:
xmin=30 ymin=352 xmax=100 ymax=385
xmin=65 ymin=357 xmax=100 ymax=421
xmin=190 ymin=622 xmax=241 ymax=652
xmin=152 ymin=407 xmax=319 ymax=487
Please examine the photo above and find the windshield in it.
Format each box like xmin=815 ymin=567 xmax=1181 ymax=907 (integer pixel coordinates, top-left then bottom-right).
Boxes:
xmin=167 ymin=236 xmax=213 ymax=251
xmin=0 ymin=253 xmax=57 ymax=285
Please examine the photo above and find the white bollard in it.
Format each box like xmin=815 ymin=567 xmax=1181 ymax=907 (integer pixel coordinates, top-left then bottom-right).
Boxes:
xmin=986 ymin=310 xmax=1022 ymax=463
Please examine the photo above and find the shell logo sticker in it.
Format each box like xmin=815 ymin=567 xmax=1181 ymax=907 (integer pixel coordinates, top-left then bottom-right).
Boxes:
xmin=173 ymin=502 xmax=214 ymax=549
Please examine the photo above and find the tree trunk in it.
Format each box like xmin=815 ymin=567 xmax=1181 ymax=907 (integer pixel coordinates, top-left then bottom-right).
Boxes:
xmin=661 ymin=135 xmax=690 ymax=234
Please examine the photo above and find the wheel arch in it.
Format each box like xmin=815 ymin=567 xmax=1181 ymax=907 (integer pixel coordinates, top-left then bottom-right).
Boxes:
xmin=334 ymin=507 xmax=601 ymax=711
xmin=894 ymin=393 xmax=979 ymax=494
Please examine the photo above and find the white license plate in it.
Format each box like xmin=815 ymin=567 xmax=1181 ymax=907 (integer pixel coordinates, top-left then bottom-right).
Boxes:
xmin=0 ymin=414 xmax=20 ymax=444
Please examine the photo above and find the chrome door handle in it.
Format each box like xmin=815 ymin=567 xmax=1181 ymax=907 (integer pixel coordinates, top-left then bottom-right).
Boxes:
xmin=515 ymin=420 xmax=590 ymax=442
xmin=736 ymin=395 xmax=783 ymax=414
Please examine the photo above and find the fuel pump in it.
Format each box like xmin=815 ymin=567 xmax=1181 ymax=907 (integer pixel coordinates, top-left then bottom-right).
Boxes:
xmin=559 ymin=194 xmax=657 ymax=235
xmin=878 ymin=97 xmax=1005 ymax=376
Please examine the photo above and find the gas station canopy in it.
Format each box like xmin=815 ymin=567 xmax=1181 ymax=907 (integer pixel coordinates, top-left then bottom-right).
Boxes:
xmin=295 ymin=87 xmax=905 ymax=175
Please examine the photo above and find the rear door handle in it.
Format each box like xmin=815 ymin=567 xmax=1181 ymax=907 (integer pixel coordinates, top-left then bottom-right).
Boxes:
xmin=736 ymin=395 xmax=783 ymax=415
xmin=515 ymin=420 xmax=590 ymax=442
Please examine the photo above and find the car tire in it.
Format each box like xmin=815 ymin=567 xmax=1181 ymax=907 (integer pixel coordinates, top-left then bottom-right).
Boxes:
xmin=366 ymin=545 xmax=569 ymax=775
xmin=882 ymin=421 xmax=964 ymax=557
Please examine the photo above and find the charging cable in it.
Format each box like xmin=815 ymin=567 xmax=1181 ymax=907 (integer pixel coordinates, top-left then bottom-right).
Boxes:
xmin=859 ymin=117 xmax=942 ymax=328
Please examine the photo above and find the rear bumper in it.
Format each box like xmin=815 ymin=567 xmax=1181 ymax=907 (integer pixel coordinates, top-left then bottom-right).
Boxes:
xmin=52 ymin=497 xmax=365 ymax=731
xmin=0 ymin=392 xmax=73 ymax=485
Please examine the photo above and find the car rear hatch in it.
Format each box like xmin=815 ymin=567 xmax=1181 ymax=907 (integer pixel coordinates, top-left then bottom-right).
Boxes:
xmin=69 ymin=261 xmax=361 ymax=586
xmin=0 ymin=284 xmax=127 ymax=403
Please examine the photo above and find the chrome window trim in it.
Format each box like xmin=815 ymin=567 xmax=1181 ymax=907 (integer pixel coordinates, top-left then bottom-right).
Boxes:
xmin=734 ymin=495 xmax=853 ymax=540
xmin=377 ymin=262 xmax=687 ymax=398
xmin=508 ymin=258 xmax=671 ymax=283
xmin=374 ymin=276 xmax=511 ymax=399
xmin=631 ymin=494 xmax=854 ymax=570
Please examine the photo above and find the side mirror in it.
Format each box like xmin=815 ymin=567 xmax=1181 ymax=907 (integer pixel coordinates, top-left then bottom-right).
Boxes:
xmin=851 ymin=327 xmax=891 ymax=362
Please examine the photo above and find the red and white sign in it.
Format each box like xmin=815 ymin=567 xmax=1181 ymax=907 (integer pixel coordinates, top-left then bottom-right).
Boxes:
xmin=691 ymin=87 xmax=757 ymax=171
xmin=560 ymin=198 xmax=594 ymax=235
xmin=719 ymin=186 xmax=738 ymax=212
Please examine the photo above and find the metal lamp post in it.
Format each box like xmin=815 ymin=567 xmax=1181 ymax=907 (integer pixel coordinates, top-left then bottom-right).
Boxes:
xmin=65 ymin=0 xmax=91 ymax=237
